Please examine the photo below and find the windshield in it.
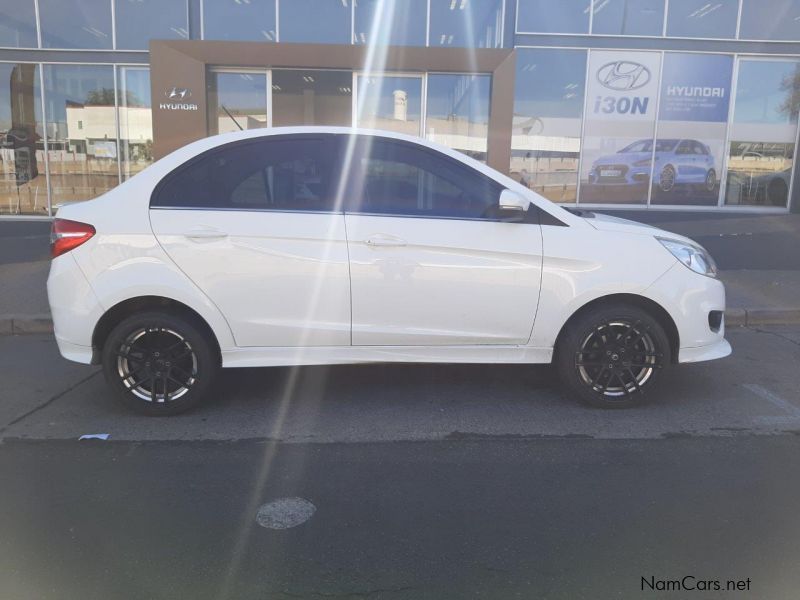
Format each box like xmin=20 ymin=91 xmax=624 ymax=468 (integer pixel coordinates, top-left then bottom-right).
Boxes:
xmin=619 ymin=139 xmax=679 ymax=153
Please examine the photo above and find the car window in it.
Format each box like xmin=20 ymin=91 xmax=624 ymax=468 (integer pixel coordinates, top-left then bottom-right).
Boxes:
xmin=151 ymin=136 xmax=337 ymax=212
xmin=692 ymin=141 xmax=707 ymax=155
xmin=343 ymin=138 xmax=502 ymax=220
xmin=676 ymin=140 xmax=693 ymax=155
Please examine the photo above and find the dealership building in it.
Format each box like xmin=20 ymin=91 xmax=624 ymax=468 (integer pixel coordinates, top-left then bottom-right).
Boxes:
xmin=1 ymin=0 xmax=799 ymax=218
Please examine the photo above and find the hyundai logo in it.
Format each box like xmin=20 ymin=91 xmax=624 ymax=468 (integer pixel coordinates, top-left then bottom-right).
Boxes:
xmin=597 ymin=61 xmax=651 ymax=91
xmin=165 ymin=87 xmax=192 ymax=100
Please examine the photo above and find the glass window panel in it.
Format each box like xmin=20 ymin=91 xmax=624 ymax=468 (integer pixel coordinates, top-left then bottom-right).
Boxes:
xmin=43 ymin=65 xmax=118 ymax=208
xmin=739 ymin=0 xmax=800 ymax=41
xmin=666 ymin=0 xmax=738 ymax=39
xmin=272 ymin=70 xmax=352 ymax=127
xmin=0 ymin=63 xmax=46 ymax=215
xmin=206 ymin=71 xmax=268 ymax=136
xmin=114 ymin=0 xmax=188 ymax=50
xmin=580 ymin=50 xmax=661 ymax=204
xmin=0 ymin=0 xmax=38 ymax=48
xmin=356 ymin=75 xmax=422 ymax=136
xmin=39 ymin=0 xmax=112 ymax=49
xmin=517 ymin=0 xmax=590 ymax=33
xmin=354 ymin=0 xmax=427 ymax=46
xmin=203 ymin=0 xmax=276 ymax=41
xmin=591 ymin=0 xmax=665 ymax=36
xmin=279 ymin=0 xmax=351 ymax=44
xmin=725 ymin=59 xmax=800 ymax=207
xmin=429 ymin=0 xmax=504 ymax=47
xmin=426 ymin=74 xmax=490 ymax=162
xmin=651 ymin=53 xmax=733 ymax=206
xmin=511 ymin=49 xmax=586 ymax=203
xmin=118 ymin=67 xmax=153 ymax=181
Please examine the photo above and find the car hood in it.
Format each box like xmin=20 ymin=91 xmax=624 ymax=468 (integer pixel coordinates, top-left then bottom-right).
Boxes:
xmin=583 ymin=212 xmax=697 ymax=245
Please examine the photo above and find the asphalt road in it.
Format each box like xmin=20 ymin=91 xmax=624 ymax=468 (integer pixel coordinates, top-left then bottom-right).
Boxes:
xmin=1 ymin=326 xmax=800 ymax=599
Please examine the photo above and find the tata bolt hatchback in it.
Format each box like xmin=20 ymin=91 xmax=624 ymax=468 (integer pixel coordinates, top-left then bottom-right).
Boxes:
xmin=47 ymin=127 xmax=730 ymax=415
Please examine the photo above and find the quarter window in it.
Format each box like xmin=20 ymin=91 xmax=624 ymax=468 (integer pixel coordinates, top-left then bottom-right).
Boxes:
xmin=344 ymin=139 xmax=503 ymax=219
xmin=151 ymin=137 xmax=338 ymax=212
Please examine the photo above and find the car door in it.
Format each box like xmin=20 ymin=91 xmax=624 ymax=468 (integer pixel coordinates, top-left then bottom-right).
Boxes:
xmin=149 ymin=135 xmax=351 ymax=347
xmin=340 ymin=136 xmax=543 ymax=346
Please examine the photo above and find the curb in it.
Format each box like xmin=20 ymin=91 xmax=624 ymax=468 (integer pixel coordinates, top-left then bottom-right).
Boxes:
xmin=1 ymin=309 xmax=799 ymax=337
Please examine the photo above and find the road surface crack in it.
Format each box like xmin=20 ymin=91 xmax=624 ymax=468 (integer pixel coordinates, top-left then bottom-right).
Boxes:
xmin=746 ymin=326 xmax=800 ymax=349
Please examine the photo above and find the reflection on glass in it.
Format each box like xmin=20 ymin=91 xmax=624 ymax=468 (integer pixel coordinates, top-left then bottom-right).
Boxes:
xmin=0 ymin=0 xmax=38 ymax=48
xmin=354 ymin=0 xmax=427 ymax=46
xmin=511 ymin=49 xmax=586 ymax=203
xmin=43 ymin=65 xmax=118 ymax=207
xmin=207 ymin=72 xmax=268 ymax=136
xmin=666 ymin=0 xmax=738 ymax=39
xmin=429 ymin=0 xmax=503 ymax=47
xmin=356 ymin=75 xmax=422 ymax=135
xmin=114 ymin=0 xmax=188 ymax=50
xmin=725 ymin=59 xmax=800 ymax=207
xmin=279 ymin=0 xmax=351 ymax=43
xmin=272 ymin=70 xmax=352 ymax=127
xmin=651 ymin=52 xmax=733 ymax=206
xmin=739 ymin=0 xmax=800 ymax=41
xmin=39 ymin=0 xmax=112 ymax=49
xmin=591 ymin=0 xmax=664 ymax=36
xmin=0 ymin=63 xmax=46 ymax=215
xmin=426 ymin=74 xmax=490 ymax=162
xmin=118 ymin=67 xmax=152 ymax=181
xmin=517 ymin=0 xmax=590 ymax=34
xmin=203 ymin=0 xmax=276 ymax=42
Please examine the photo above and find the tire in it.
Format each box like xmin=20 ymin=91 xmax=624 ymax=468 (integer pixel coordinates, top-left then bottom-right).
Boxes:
xmin=555 ymin=304 xmax=671 ymax=409
xmin=101 ymin=311 xmax=218 ymax=416
xmin=704 ymin=169 xmax=716 ymax=193
xmin=658 ymin=165 xmax=676 ymax=193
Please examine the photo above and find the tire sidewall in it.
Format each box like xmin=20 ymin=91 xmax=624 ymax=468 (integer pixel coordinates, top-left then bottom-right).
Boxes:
xmin=101 ymin=311 xmax=218 ymax=416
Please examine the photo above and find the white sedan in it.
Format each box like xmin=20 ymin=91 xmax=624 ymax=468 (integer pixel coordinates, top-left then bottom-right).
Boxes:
xmin=47 ymin=127 xmax=730 ymax=415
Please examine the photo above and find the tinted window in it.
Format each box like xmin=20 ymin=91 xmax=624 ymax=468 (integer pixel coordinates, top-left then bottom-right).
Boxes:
xmin=739 ymin=0 xmax=800 ymax=41
xmin=344 ymin=138 xmax=502 ymax=219
xmin=517 ymin=0 xmax=590 ymax=33
xmin=666 ymin=0 xmax=738 ymax=39
xmin=591 ymin=0 xmax=665 ymax=36
xmin=152 ymin=137 xmax=338 ymax=211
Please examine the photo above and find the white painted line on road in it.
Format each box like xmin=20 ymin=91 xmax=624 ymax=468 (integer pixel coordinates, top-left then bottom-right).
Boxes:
xmin=743 ymin=384 xmax=800 ymax=418
xmin=256 ymin=497 xmax=316 ymax=530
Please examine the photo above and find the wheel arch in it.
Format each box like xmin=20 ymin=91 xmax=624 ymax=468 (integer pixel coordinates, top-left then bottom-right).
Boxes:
xmin=553 ymin=293 xmax=680 ymax=364
xmin=91 ymin=295 xmax=222 ymax=366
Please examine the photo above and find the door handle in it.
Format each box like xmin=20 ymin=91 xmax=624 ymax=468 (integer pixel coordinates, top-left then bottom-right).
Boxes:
xmin=184 ymin=227 xmax=228 ymax=240
xmin=365 ymin=234 xmax=407 ymax=248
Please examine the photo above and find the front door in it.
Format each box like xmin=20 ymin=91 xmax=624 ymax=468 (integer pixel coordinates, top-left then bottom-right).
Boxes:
xmin=341 ymin=136 xmax=543 ymax=346
xmin=149 ymin=135 xmax=351 ymax=348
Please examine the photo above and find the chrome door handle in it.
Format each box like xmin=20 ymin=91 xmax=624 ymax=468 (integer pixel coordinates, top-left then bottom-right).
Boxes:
xmin=365 ymin=234 xmax=407 ymax=247
xmin=184 ymin=228 xmax=228 ymax=240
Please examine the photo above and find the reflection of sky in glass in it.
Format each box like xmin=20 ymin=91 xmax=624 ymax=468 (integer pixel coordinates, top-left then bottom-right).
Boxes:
xmin=210 ymin=73 xmax=267 ymax=114
xmin=0 ymin=63 xmax=41 ymax=132
xmin=280 ymin=0 xmax=351 ymax=43
xmin=517 ymin=0 xmax=590 ymax=34
xmin=43 ymin=65 xmax=115 ymax=124
xmin=591 ymin=0 xmax=664 ymax=36
xmin=39 ymin=0 xmax=112 ymax=49
xmin=427 ymin=75 xmax=489 ymax=122
xmin=354 ymin=0 xmax=427 ymax=45
xmin=666 ymin=0 xmax=738 ymax=38
xmin=357 ymin=76 xmax=422 ymax=120
xmin=734 ymin=60 xmax=800 ymax=124
xmin=203 ymin=0 xmax=276 ymax=42
xmin=513 ymin=49 xmax=586 ymax=119
xmin=115 ymin=0 xmax=187 ymax=49
xmin=0 ymin=0 xmax=37 ymax=48
xmin=121 ymin=68 xmax=151 ymax=109
xmin=428 ymin=0 xmax=504 ymax=48
xmin=739 ymin=0 xmax=800 ymax=41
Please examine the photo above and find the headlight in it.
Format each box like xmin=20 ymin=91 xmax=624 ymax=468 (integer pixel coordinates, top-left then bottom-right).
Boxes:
xmin=657 ymin=237 xmax=718 ymax=278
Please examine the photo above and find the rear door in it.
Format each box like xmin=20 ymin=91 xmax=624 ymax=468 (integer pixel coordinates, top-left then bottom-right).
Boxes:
xmin=340 ymin=136 xmax=543 ymax=346
xmin=149 ymin=135 xmax=351 ymax=347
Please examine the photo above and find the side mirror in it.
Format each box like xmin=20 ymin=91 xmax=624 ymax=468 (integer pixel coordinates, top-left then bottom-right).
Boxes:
xmin=496 ymin=189 xmax=531 ymax=222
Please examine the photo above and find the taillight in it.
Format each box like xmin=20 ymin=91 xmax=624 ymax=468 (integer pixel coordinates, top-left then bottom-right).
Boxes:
xmin=50 ymin=218 xmax=96 ymax=258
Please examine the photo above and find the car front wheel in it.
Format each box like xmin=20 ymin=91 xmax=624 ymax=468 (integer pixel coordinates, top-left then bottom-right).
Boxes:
xmin=659 ymin=165 xmax=676 ymax=192
xmin=101 ymin=311 xmax=218 ymax=415
xmin=555 ymin=304 xmax=671 ymax=408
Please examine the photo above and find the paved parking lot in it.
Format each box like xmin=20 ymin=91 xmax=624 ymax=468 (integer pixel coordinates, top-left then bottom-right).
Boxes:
xmin=2 ymin=325 xmax=799 ymax=442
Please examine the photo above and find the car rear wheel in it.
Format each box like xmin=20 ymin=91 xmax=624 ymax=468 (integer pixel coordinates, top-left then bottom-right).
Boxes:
xmin=101 ymin=311 xmax=218 ymax=415
xmin=659 ymin=165 xmax=676 ymax=192
xmin=555 ymin=304 xmax=670 ymax=408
